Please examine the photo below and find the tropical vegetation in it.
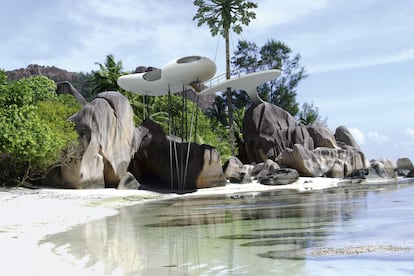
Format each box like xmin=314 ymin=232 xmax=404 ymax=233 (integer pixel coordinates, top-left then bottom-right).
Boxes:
xmin=193 ymin=0 xmax=258 ymax=156
xmin=232 ymin=39 xmax=307 ymax=115
xmin=0 ymin=70 xmax=81 ymax=186
xmin=1 ymin=0 xmax=328 ymax=185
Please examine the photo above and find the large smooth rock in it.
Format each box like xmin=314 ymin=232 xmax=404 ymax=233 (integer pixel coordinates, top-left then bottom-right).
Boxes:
xmin=254 ymin=159 xmax=280 ymax=181
xmin=335 ymin=126 xmax=361 ymax=150
xmin=397 ymin=157 xmax=413 ymax=170
xmin=129 ymin=118 xmax=226 ymax=190
xmin=307 ymin=123 xmax=338 ymax=149
xmin=241 ymin=102 xmax=314 ymax=163
xmin=279 ymin=144 xmax=369 ymax=177
xmin=260 ymin=168 xmax=299 ymax=185
xmin=223 ymin=157 xmax=244 ymax=179
xmin=369 ymin=158 xmax=397 ymax=178
xmin=326 ymin=160 xmax=346 ymax=178
xmin=42 ymin=91 xmax=139 ymax=189
xmin=397 ymin=157 xmax=414 ymax=176
xmin=223 ymin=157 xmax=252 ymax=183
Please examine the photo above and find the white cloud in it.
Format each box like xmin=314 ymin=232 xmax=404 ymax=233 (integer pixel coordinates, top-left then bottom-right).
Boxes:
xmin=251 ymin=0 xmax=329 ymax=28
xmin=310 ymin=47 xmax=414 ymax=73
xmin=348 ymin=128 xmax=365 ymax=145
xmin=406 ymin=128 xmax=414 ymax=140
xmin=368 ymin=132 xmax=389 ymax=144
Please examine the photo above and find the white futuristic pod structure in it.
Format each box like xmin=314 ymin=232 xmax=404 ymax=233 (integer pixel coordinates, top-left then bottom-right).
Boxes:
xmin=117 ymin=56 xmax=216 ymax=96
xmin=117 ymin=55 xmax=281 ymax=104
xmin=199 ymin=69 xmax=281 ymax=104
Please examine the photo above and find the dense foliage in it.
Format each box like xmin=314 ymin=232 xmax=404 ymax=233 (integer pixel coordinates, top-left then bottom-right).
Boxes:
xmin=298 ymin=102 xmax=327 ymax=126
xmin=0 ymin=35 xmax=319 ymax=186
xmin=92 ymin=54 xmax=124 ymax=94
xmin=193 ymin=0 xmax=258 ymax=156
xmin=152 ymin=95 xmax=232 ymax=161
xmin=232 ymin=39 xmax=307 ymax=116
xmin=91 ymin=42 xmax=319 ymax=161
xmin=0 ymin=71 xmax=80 ymax=186
xmin=91 ymin=55 xmax=233 ymax=161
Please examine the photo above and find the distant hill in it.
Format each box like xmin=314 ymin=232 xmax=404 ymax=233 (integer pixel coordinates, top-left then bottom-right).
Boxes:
xmin=6 ymin=64 xmax=94 ymax=99
xmin=6 ymin=64 xmax=79 ymax=83
xmin=5 ymin=64 xmax=215 ymax=110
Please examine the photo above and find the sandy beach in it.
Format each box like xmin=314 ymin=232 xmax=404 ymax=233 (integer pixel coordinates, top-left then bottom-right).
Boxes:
xmin=0 ymin=177 xmax=373 ymax=275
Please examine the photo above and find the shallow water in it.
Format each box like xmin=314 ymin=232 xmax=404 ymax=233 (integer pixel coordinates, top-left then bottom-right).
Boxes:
xmin=41 ymin=180 xmax=414 ymax=275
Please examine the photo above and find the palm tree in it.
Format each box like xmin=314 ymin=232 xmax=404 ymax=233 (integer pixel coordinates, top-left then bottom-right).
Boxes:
xmin=193 ymin=0 xmax=257 ymax=156
xmin=92 ymin=54 xmax=123 ymax=94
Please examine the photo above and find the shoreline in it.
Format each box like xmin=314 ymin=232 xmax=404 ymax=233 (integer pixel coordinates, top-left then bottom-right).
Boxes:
xmin=0 ymin=176 xmax=408 ymax=275
xmin=1 ymin=176 xmax=405 ymax=238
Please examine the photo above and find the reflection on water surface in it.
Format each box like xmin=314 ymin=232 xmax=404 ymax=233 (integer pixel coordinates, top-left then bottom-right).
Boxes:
xmin=41 ymin=181 xmax=414 ymax=275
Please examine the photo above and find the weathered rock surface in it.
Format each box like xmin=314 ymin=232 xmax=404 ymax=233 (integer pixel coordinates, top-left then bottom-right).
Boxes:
xmin=241 ymin=102 xmax=314 ymax=163
xmin=369 ymin=158 xmax=397 ymax=178
xmin=327 ymin=160 xmax=347 ymax=178
xmin=254 ymin=159 xmax=281 ymax=181
xmin=307 ymin=123 xmax=338 ymax=149
xmin=335 ymin=126 xmax=360 ymax=150
xmin=396 ymin=157 xmax=414 ymax=176
xmin=129 ymin=118 xmax=226 ymax=190
xmin=56 ymin=81 xmax=87 ymax=106
xmin=397 ymin=157 xmax=413 ymax=170
xmin=223 ymin=157 xmax=244 ymax=179
xmin=223 ymin=157 xmax=252 ymax=183
xmin=260 ymin=168 xmax=299 ymax=185
xmin=118 ymin=172 xmax=141 ymax=190
xmin=279 ymin=144 xmax=369 ymax=178
xmin=247 ymin=159 xmax=299 ymax=185
xmin=239 ymin=102 xmax=373 ymax=179
xmin=6 ymin=64 xmax=77 ymax=82
xmin=42 ymin=91 xmax=139 ymax=188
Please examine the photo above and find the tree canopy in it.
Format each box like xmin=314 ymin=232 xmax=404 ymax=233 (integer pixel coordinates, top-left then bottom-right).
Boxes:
xmin=0 ymin=71 xmax=80 ymax=186
xmin=297 ymin=102 xmax=327 ymax=126
xmin=232 ymin=39 xmax=308 ymax=116
xmin=193 ymin=0 xmax=257 ymax=37
xmin=92 ymin=54 xmax=123 ymax=94
xmin=0 ymin=31 xmax=320 ymax=186
xmin=193 ymin=0 xmax=258 ymax=156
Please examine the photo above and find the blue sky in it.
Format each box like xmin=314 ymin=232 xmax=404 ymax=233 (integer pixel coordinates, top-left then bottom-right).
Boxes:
xmin=1 ymin=0 xmax=413 ymax=162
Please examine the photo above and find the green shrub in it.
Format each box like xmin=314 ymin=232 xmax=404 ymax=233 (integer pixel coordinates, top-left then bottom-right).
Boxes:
xmin=120 ymin=91 xmax=232 ymax=164
xmin=152 ymin=95 xmax=232 ymax=163
xmin=0 ymin=71 xmax=80 ymax=186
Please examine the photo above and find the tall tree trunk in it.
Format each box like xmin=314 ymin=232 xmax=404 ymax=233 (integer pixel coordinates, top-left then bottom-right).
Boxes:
xmin=225 ymin=28 xmax=235 ymax=156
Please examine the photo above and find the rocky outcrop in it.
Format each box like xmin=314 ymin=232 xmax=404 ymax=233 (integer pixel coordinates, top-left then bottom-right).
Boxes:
xmin=223 ymin=157 xmax=244 ymax=179
xmin=56 ymin=81 xmax=87 ymax=106
xmin=129 ymin=118 xmax=226 ymax=190
xmin=239 ymin=102 xmax=372 ymax=179
xmin=260 ymin=168 xmax=299 ymax=185
xmin=396 ymin=157 xmax=414 ymax=176
xmin=6 ymin=64 xmax=78 ymax=82
xmin=254 ymin=159 xmax=281 ymax=181
xmin=241 ymin=102 xmax=314 ymax=163
xmin=223 ymin=157 xmax=299 ymax=185
xmin=307 ymin=123 xmax=337 ymax=149
xmin=369 ymin=158 xmax=397 ymax=178
xmin=279 ymin=144 xmax=369 ymax=178
xmin=335 ymin=126 xmax=360 ymax=150
xmin=42 ymin=91 xmax=139 ymax=189
xmin=223 ymin=157 xmax=253 ymax=183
